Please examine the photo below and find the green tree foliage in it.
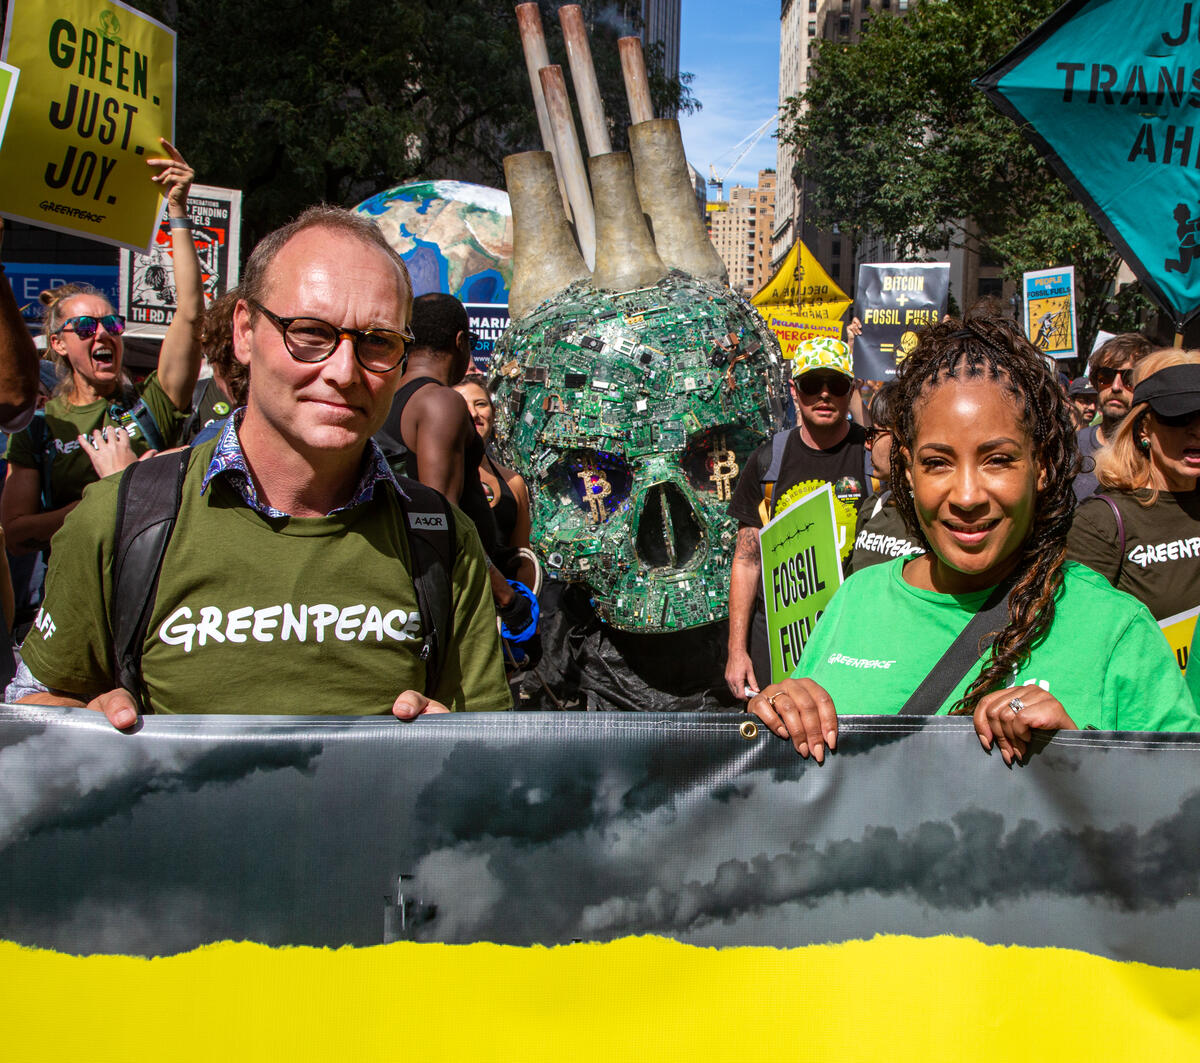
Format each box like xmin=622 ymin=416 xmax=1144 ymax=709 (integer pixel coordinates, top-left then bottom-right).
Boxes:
xmin=163 ymin=0 xmax=696 ymax=247
xmin=781 ymin=0 xmax=1154 ymax=349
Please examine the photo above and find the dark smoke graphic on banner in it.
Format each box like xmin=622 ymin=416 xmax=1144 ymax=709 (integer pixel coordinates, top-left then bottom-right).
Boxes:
xmin=2 ymin=708 xmax=1200 ymax=965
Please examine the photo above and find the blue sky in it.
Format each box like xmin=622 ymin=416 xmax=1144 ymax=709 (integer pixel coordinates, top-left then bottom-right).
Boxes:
xmin=677 ymin=1 xmax=781 ymax=197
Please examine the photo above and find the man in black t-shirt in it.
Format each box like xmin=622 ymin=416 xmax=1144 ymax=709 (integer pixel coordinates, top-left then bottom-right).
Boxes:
xmin=1074 ymin=333 xmax=1151 ymax=500
xmin=725 ymin=337 xmax=868 ymax=699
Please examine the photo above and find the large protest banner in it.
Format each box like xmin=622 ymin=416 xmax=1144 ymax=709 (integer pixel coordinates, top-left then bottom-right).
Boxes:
xmin=1023 ymin=265 xmax=1078 ymax=359
xmin=853 ymin=262 xmax=950 ymax=379
xmin=978 ymin=1 xmax=1200 ymax=327
xmin=752 ymin=240 xmax=851 ymax=360
xmin=3 ymin=707 xmax=1200 ymax=1059
xmin=118 ymin=183 xmax=242 ymax=335
xmin=0 ymin=0 xmax=175 ymax=252
xmin=759 ymin=483 xmax=843 ymax=682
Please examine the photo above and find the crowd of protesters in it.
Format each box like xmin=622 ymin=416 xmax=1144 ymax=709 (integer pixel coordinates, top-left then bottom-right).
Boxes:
xmin=1 ymin=148 xmax=1199 ymax=746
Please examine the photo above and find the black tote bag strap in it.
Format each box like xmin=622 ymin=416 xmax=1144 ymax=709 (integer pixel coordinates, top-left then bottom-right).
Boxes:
xmin=898 ymin=578 xmax=1014 ymax=716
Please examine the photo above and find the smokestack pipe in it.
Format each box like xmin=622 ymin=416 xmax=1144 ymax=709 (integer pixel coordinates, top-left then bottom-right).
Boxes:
xmin=515 ymin=3 xmax=572 ymax=219
xmin=558 ymin=5 xmax=612 ymax=158
xmin=618 ymin=36 xmax=655 ymax=125
xmin=629 ymin=119 xmax=730 ymax=286
xmin=504 ymin=151 xmax=591 ymax=321
xmin=588 ymin=152 xmax=666 ymax=292
xmin=539 ymin=64 xmax=597 ymax=270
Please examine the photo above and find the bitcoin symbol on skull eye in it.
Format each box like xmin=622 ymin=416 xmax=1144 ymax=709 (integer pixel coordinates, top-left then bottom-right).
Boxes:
xmin=709 ymin=437 xmax=739 ymax=501
xmin=577 ymin=466 xmax=612 ymax=524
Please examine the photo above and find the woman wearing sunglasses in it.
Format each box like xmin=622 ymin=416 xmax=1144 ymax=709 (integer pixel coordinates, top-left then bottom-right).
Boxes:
xmin=749 ymin=311 xmax=1196 ymax=767
xmin=2 ymin=140 xmax=203 ymax=558
xmin=1067 ymin=349 xmax=1200 ymax=625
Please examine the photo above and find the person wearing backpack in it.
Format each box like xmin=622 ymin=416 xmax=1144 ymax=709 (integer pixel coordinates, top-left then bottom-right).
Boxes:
xmin=724 ymin=337 xmax=869 ymax=700
xmin=8 ymin=206 xmax=510 ymax=725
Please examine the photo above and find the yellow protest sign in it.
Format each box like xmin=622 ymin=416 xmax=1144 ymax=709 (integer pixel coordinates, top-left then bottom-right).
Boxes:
xmin=0 ymin=0 xmax=175 ymax=251
xmin=752 ymin=240 xmax=851 ymax=360
xmin=1159 ymin=604 xmax=1199 ymax=673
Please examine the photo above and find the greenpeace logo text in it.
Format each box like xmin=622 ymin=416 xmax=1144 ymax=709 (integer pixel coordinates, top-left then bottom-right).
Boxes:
xmin=1128 ymin=538 xmax=1200 ymax=568
xmin=157 ymin=603 xmax=421 ymax=653
xmin=827 ymin=653 xmax=896 ymax=670
xmin=853 ymin=530 xmax=923 ymax=558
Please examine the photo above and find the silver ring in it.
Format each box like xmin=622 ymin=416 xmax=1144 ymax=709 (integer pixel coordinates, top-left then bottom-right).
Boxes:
xmin=1009 ymin=697 xmax=1025 ymax=714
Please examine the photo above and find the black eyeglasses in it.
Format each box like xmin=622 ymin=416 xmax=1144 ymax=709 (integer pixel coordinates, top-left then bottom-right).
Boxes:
xmin=249 ymin=299 xmax=414 ymax=373
xmin=795 ymin=372 xmax=853 ymax=398
xmin=1093 ymin=367 xmax=1130 ymax=389
xmin=865 ymin=426 xmax=892 ymax=444
xmin=57 ymin=314 xmax=126 ymax=338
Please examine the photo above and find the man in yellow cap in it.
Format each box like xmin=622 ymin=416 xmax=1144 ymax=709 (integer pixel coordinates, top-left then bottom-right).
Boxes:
xmin=724 ymin=337 xmax=868 ymax=700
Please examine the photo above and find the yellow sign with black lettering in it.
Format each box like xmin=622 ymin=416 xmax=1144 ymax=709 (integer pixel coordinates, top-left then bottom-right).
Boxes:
xmin=0 ymin=0 xmax=175 ymax=251
xmin=751 ymin=241 xmax=851 ymax=359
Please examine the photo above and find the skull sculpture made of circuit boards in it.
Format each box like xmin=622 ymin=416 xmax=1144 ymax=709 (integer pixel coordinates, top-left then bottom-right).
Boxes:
xmin=491 ymin=271 xmax=785 ymax=633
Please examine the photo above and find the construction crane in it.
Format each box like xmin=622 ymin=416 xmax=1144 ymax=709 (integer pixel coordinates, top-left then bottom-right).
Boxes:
xmin=707 ymin=112 xmax=779 ymax=201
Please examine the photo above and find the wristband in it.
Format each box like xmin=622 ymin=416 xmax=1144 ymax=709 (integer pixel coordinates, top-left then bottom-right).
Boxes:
xmin=168 ymin=217 xmax=191 ymax=230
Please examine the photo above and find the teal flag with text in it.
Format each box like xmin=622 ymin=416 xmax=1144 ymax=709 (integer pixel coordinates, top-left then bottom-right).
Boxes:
xmin=978 ymin=0 xmax=1200 ymax=325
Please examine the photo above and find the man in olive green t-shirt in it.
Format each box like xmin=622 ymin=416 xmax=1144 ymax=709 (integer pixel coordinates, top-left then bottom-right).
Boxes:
xmin=11 ymin=206 xmax=511 ymax=724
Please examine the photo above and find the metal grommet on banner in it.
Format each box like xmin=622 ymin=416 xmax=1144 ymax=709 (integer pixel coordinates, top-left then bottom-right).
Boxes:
xmin=739 ymin=720 xmax=759 ymax=740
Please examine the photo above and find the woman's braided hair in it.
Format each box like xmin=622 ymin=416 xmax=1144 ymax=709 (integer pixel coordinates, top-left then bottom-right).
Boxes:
xmin=887 ymin=306 xmax=1080 ymax=714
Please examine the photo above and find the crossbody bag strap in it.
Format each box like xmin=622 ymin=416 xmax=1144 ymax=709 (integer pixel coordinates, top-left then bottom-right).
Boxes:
xmin=898 ymin=577 xmax=1014 ymax=716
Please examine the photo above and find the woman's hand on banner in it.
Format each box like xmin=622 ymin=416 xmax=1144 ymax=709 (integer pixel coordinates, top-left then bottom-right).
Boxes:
xmin=392 ymin=690 xmax=451 ymax=720
xmin=973 ymin=684 xmax=1077 ymax=765
xmin=749 ymin=678 xmax=838 ymax=763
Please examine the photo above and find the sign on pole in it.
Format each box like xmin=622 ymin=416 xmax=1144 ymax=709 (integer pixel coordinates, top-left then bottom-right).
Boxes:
xmin=977 ymin=1 xmax=1200 ymax=327
xmin=759 ymin=482 xmax=844 ymax=683
xmin=853 ymin=262 xmax=950 ymax=379
xmin=1022 ymin=266 xmax=1078 ymax=359
xmin=0 ymin=0 xmax=176 ymax=252
xmin=118 ymin=184 xmax=242 ymax=336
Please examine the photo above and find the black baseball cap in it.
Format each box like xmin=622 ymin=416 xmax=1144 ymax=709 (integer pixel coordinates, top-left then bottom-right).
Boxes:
xmin=1068 ymin=376 xmax=1097 ymax=397
xmin=1132 ymin=363 xmax=1200 ymax=417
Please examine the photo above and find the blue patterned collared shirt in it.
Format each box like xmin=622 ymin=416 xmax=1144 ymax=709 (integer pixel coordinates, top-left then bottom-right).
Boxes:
xmin=200 ymin=409 xmax=407 ymax=517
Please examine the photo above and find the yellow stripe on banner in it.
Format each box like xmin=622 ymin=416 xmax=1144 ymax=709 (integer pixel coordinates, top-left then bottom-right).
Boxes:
xmin=5 ymin=935 xmax=1200 ymax=1061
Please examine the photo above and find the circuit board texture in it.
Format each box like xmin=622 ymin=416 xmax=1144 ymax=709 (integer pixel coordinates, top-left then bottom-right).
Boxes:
xmin=490 ymin=270 xmax=785 ymax=632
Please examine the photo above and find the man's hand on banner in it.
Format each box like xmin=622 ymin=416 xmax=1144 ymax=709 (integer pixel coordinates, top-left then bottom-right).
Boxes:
xmin=724 ymin=647 xmax=759 ymax=701
xmin=973 ymin=684 xmax=1077 ymax=766
xmin=87 ymin=688 xmax=140 ymax=731
xmin=392 ymin=690 xmax=451 ymax=720
xmin=749 ymin=678 xmax=839 ymax=763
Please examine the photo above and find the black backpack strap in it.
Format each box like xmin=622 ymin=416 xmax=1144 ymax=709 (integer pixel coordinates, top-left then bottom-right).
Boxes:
xmin=898 ymin=578 xmax=1014 ymax=715
xmin=1094 ymin=493 xmax=1127 ymax=586
xmin=394 ymin=477 xmax=457 ymax=698
xmin=111 ymin=449 xmax=191 ymax=711
xmin=26 ymin=411 xmax=56 ymax=510
xmin=758 ymin=429 xmax=793 ymax=519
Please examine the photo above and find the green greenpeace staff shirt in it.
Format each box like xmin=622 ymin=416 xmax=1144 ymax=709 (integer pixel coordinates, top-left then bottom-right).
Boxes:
xmin=21 ymin=442 xmax=511 ymax=715
xmin=791 ymin=558 xmax=1199 ymax=731
xmin=5 ymin=373 xmax=187 ymax=506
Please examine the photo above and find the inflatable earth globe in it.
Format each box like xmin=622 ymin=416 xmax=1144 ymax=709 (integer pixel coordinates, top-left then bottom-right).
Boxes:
xmin=354 ymin=180 xmax=513 ymax=362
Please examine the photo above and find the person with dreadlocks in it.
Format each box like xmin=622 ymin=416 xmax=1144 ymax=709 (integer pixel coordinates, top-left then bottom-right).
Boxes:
xmin=748 ymin=308 xmax=1197 ymax=766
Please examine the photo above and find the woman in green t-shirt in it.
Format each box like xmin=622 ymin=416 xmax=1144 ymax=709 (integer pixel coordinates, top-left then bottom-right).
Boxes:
xmin=748 ymin=310 xmax=1197 ymax=764
xmin=1 ymin=141 xmax=203 ymax=556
